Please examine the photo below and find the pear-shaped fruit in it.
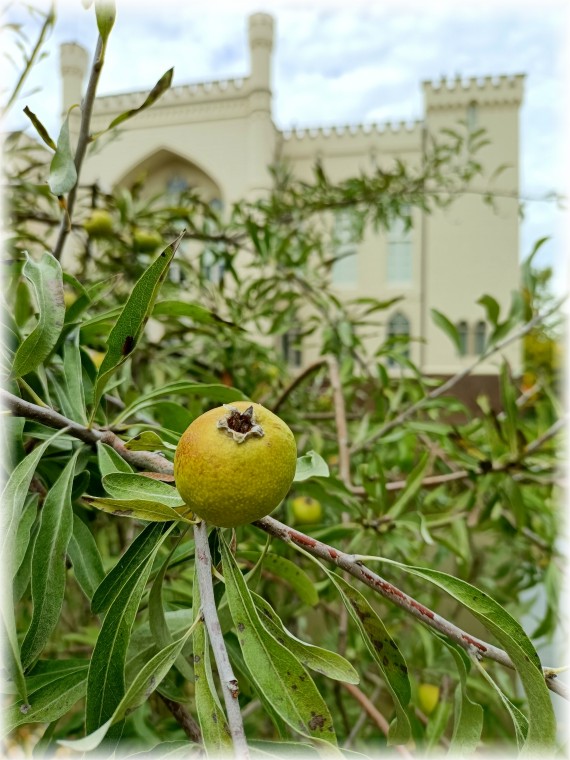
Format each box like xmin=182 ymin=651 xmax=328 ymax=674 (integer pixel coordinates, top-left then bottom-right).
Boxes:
xmin=292 ymin=496 xmax=322 ymax=524
xmin=174 ymin=402 xmax=297 ymax=528
xmin=418 ymin=683 xmax=440 ymax=715
xmin=83 ymin=209 xmax=114 ymax=238
xmin=133 ymin=228 xmax=163 ymax=252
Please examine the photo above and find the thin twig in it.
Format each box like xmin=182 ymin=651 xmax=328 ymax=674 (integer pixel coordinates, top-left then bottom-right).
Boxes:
xmin=345 ymin=684 xmax=382 ymax=749
xmin=53 ymin=35 xmax=105 ymax=261
xmin=4 ymin=390 xmax=567 ymax=702
xmin=351 ymin=306 xmax=561 ymax=455
xmin=326 ymin=355 xmax=353 ymax=490
xmin=193 ymin=521 xmax=249 ymax=758
xmin=341 ymin=682 xmax=414 ymax=758
xmin=158 ymin=694 xmax=202 ymax=745
xmin=270 ymin=359 xmax=327 ymax=413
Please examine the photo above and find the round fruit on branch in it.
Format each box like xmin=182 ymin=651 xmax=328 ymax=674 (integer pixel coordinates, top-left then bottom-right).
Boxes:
xmin=174 ymin=402 xmax=297 ymax=528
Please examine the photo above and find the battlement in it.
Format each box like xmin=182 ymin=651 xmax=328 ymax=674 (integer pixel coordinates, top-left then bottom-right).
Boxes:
xmin=423 ymin=74 xmax=525 ymax=109
xmin=92 ymin=77 xmax=249 ymax=114
xmin=281 ymin=120 xmax=423 ymax=142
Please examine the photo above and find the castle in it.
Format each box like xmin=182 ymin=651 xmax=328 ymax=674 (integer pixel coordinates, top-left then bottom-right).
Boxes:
xmin=60 ymin=13 xmax=524 ymax=382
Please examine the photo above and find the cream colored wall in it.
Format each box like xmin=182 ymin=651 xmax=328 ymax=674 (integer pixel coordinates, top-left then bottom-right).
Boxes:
xmin=58 ymin=17 xmax=523 ymax=377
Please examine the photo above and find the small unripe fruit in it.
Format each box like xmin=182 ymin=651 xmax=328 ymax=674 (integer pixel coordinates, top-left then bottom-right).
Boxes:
xmin=133 ymin=228 xmax=163 ymax=252
xmin=174 ymin=402 xmax=297 ymax=528
xmin=418 ymin=683 xmax=440 ymax=715
xmin=291 ymin=496 xmax=323 ymax=525
xmin=83 ymin=210 xmax=114 ymax=238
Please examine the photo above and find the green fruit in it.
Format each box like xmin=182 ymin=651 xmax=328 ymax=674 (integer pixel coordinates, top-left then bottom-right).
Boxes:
xmin=133 ymin=228 xmax=163 ymax=252
xmin=83 ymin=210 xmax=114 ymax=237
xmin=418 ymin=683 xmax=440 ymax=715
xmin=292 ymin=496 xmax=323 ymax=524
xmin=174 ymin=401 xmax=297 ymax=528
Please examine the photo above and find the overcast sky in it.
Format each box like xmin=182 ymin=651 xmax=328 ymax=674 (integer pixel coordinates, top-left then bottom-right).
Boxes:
xmin=3 ymin=0 xmax=568 ymax=289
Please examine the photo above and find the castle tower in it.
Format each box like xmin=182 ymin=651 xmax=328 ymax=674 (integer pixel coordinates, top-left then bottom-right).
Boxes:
xmin=60 ymin=42 xmax=88 ymax=116
xmin=246 ymin=13 xmax=276 ymax=195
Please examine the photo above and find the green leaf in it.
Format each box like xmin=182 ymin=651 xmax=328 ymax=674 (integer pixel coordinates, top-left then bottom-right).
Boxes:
xmin=113 ymin=381 xmax=249 ymax=425
xmin=430 ymin=309 xmax=462 ymax=353
xmin=2 ymin=670 xmax=87 ymax=733
xmin=48 ymin=111 xmax=77 ymax=195
xmin=240 ymin=551 xmax=318 ymax=606
xmin=330 ymin=575 xmax=411 ymax=744
xmin=67 ymin=514 xmax=105 ymax=600
xmin=13 ymin=493 xmax=39 ymax=580
xmin=95 ymin=0 xmax=116 ymax=43
xmin=153 ymin=300 xmax=242 ymax=330
xmin=60 ymin=623 xmax=195 ymax=752
xmin=102 ymin=473 xmax=185 ymax=508
xmin=63 ymin=332 xmax=87 ymax=423
xmin=192 ymin=564 xmax=232 ymax=752
xmin=294 ymin=451 xmax=330 ymax=482
xmin=372 ymin=559 xmax=556 ymax=752
xmin=386 ymin=451 xmax=429 ymax=519
xmin=252 ymin=591 xmax=359 ymax=684
xmin=477 ymin=295 xmax=501 ymax=326
xmin=24 ymin=659 xmax=89 ymax=695
xmin=85 ymin=523 xmax=172 ymax=733
xmin=96 ymin=68 xmax=174 ymax=136
xmin=441 ymin=640 xmax=484 ymax=755
xmin=124 ymin=431 xmax=173 ymax=451
xmin=97 ymin=441 xmax=133 ymax=476
xmin=220 ymin=537 xmax=337 ymax=745
xmin=21 ymin=449 xmax=81 ymax=669
xmin=83 ymin=495 xmax=194 ymax=524
xmin=148 ymin=539 xmax=195 ymax=681
xmin=91 ymin=232 xmax=184 ymax=417
xmin=23 ymin=106 xmax=56 ymax=150
xmin=12 ymin=252 xmax=65 ymax=378
xmin=91 ymin=522 xmax=172 ymax=616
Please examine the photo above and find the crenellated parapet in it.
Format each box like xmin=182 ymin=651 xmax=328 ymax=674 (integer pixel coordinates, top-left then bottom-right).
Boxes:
xmin=423 ymin=74 xmax=525 ymax=110
xmin=282 ymin=120 xmax=422 ymax=141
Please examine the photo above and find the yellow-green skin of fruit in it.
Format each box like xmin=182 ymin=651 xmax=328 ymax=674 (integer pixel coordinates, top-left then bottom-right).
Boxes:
xmin=174 ymin=401 xmax=297 ymax=528
xmin=292 ymin=496 xmax=323 ymax=525
xmin=418 ymin=683 xmax=440 ymax=715
xmin=83 ymin=210 xmax=114 ymax=238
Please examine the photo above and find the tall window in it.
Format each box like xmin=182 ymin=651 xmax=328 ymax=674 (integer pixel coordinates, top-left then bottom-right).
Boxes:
xmin=474 ymin=321 xmax=486 ymax=354
xmin=457 ymin=321 xmax=468 ymax=356
xmin=201 ymin=198 xmax=225 ymax=284
xmin=332 ymin=211 xmax=358 ymax=287
xmin=387 ymin=312 xmax=410 ymax=366
xmin=467 ymin=101 xmax=478 ymax=132
xmin=282 ymin=329 xmax=302 ymax=368
xmin=387 ymin=213 xmax=412 ymax=285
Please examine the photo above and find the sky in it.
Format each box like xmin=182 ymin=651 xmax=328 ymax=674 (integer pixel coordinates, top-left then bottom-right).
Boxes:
xmin=2 ymin=0 xmax=569 ymax=291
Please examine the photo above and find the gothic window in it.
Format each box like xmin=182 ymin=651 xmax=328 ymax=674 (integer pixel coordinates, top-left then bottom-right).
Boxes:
xmin=201 ymin=198 xmax=225 ymax=284
xmin=457 ymin=320 xmax=468 ymax=356
xmin=467 ymin=101 xmax=478 ymax=132
xmin=474 ymin=320 xmax=486 ymax=354
xmin=332 ymin=210 xmax=358 ymax=287
xmin=166 ymin=175 xmax=189 ymax=196
xmin=387 ymin=212 xmax=412 ymax=285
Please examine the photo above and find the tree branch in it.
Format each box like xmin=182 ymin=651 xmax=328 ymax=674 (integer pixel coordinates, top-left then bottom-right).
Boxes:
xmin=4 ymin=389 xmax=566 ymax=702
xmin=270 ymin=359 xmax=327 ymax=414
xmin=53 ymin=35 xmax=105 ymax=261
xmin=193 ymin=521 xmax=249 ymax=757
xmin=158 ymin=694 xmax=202 ymax=745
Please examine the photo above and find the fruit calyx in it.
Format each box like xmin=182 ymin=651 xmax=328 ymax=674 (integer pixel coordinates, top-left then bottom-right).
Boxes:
xmin=217 ymin=404 xmax=264 ymax=443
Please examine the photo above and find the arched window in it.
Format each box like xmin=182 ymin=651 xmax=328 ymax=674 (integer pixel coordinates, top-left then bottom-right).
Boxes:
xmin=474 ymin=321 xmax=486 ymax=354
xmin=387 ymin=211 xmax=413 ymax=285
xmin=467 ymin=101 xmax=478 ymax=132
xmin=332 ymin=210 xmax=358 ymax=287
xmin=387 ymin=312 xmax=410 ymax=366
xmin=457 ymin=320 xmax=468 ymax=356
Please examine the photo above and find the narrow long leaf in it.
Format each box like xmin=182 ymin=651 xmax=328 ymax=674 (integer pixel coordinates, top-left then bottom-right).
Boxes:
xmin=98 ymin=68 xmax=173 ymax=135
xmin=2 ymin=671 xmax=87 ymax=733
xmin=386 ymin=451 xmax=429 ymax=519
xmin=83 ymin=495 xmax=194 ymax=524
xmin=91 ymin=232 xmax=184 ymax=416
xmin=67 ymin=514 xmax=105 ymax=600
xmin=12 ymin=252 xmax=65 ymax=378
xmin=63 ymin=332 xmax=87 ymax=423
xmin=441 ymin=640 xmax=484 ymax=756
xmin=240 ymin=551 xmax=318 ymax=606
xmin=48 ymin=112 xmax=77 ymax=195
xmin=85 ymin=523 xmax=172 ymax=733
xmin=23 ymin=106 xmax=56 ymax=150
xmin=21 ymin=449 xmax=81 ymax=669
xmin=97 ymin=441 xmax=133 ymax=476
xmin=102 ymin=473 xmax=185 ymax=508
xmin=221 ymin=538 xmax=337 ymax=745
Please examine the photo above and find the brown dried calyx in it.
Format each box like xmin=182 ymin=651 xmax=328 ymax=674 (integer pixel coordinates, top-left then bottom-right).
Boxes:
xmin=217 ymin=404 xmax=264 ymax=443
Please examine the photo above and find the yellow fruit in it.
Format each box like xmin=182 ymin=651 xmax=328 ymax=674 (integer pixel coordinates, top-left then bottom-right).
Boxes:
xmin=87 ymin=349 xmax=106 ymax=369
xmin=133 ymin=228 xmax=163 ymax=252
xmin=63 ymin=291 xmax=77 ymax=308
xmin=292 ymin=496 xmax=323 ymax=524
xmin=418 ymin=683 xmax=440 ymax=715
xmin=83 ymin=210 xmax=114 ymax=237
xmin=174 ymin=401 xmax=297 ymax=528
